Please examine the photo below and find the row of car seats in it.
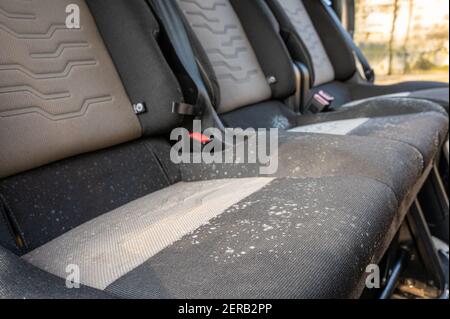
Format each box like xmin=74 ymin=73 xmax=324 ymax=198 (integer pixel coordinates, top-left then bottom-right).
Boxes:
xmin=0 ymin=0 xmax=448 ymax=298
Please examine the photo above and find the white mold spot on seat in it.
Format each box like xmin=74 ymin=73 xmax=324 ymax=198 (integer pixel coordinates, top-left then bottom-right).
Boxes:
xmin=290 ymin=118 xmax=370 ymax=136
xmin=23 ymin=177 xmax=274 ymax=290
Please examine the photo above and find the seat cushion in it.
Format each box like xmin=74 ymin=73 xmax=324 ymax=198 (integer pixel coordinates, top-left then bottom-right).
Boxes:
xmin=181 ymin=131 xmax=423 ymax=201
xmin=408 ymin=88 xmax=449 ymax=112
xmin=348 ymin=82 xmax=449 ymax=108
xmin=222 ymin=98 xmax=447 ymax=169
xmin=23 ymin=176 xmax=399 ymax=299
xmin=1 ymin=130 xmax=424 ymax=256
xmin=0 ymin=245 xmax=110 ymax=299
xmin=311 ymin=81 xmax=449 ymax=112
xmin=0 ymin=138 xmax=179 ymax=254
xmin=221 ymin=100 xmax=299 ymax=130
xmin=294 ymin=98 xmax=449 ymax=166
xmin=23 ymin=178 xmax=274 ymax=290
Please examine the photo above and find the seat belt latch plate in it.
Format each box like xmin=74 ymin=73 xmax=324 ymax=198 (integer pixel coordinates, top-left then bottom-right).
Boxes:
xmin=172 ymin=102 xmax=198 ymax=116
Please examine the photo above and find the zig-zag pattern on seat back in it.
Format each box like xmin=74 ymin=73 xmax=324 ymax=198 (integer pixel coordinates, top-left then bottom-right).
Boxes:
xmin=176 ymin=0 xmax=272 ymax=113
xmin=276 ymin=0 xmax=335 ymax=86
xmin=0 ymin=0 xmax=142 ymax=178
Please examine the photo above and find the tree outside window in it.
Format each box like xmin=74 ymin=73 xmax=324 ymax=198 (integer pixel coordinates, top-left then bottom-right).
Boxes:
xmin=354 ymin=0 xmax=449 ymax=84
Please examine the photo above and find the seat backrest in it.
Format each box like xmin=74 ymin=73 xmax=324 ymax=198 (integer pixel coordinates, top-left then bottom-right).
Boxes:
xmin=0 ymin=0 xmax=184 ymax=179
xmin=266 ymin=0 xmax=357 ymax=87
xmin=0 ymin=0 xmax=142 ymax=178
xmin=174 ymin=0 xmax=296 ymax=114
xmin=86 ymin=0 xmax=184 ymax=136
xmin=0 ymin=0 xmax=185 ymax=253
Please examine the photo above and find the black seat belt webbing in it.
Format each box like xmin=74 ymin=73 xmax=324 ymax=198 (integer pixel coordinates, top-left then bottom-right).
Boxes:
xmin=320 ymin=0 xmax=375 ymax=83
xmin=147 ymin=0 xmax=223 ymax=129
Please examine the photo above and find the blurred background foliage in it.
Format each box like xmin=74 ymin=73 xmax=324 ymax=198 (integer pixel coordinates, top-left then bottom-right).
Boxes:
xmin=354 ymin=0 xmax=449 ymax=84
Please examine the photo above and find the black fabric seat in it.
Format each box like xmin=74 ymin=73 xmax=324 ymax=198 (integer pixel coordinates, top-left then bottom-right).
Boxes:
xmin=265 ymin=0 xmax=449 ymax=112
xmin=0 ymin=0 xmax=447 ymax=300
xmin=309 ymin=81 xmax=449 ymax=112
xmin=222 ymin=97 xmax=448 ymax=168
xmin=171 ymin=0 xmax=448 ymax=168
xmin=106 ymin=176 xmax=399 ymax=299
xmin=0 ymin=133 xmax=414 ymax=299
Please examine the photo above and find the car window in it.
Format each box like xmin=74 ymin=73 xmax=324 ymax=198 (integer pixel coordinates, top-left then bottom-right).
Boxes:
xmin=354 ymin=0 xmax=449 ymax=84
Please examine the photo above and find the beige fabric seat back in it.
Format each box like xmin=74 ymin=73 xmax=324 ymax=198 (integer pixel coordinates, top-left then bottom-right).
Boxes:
xmin=0 ymin=0 xmax=142 ymax=178
xmin=274 ymin=0 xmax=335 ymax=86
xmin=176 ymin=0 xmax=272 ymax=114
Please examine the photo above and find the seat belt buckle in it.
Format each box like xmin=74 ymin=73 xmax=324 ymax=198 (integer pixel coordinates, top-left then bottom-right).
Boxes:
xmin=306 ymin=94 xmax=330 ymax=114
xmin=305 ymin=91 xmax=334 ymax=114
xmin=318 ymin=90 xmax=335 ymax=102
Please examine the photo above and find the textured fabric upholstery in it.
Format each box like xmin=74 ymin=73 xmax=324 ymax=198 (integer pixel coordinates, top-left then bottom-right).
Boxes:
xmin=0 ymin=0 xmax=142 ymax=178
xmin=0 ymin=138 xmax=179 ymax=254
xmin=221 ymin=97 xmax=448 ymax=169
xmin=295 ymin=98 xmax=449 ymax=166
xmin=1 ymin=0 xmax=447 ymax=300
xmin=0 ymin=245 xmax=110 ymax=299
xmin=86 ymin=0 xmax=185 ymax=135
xmin=19 ymin=127 xmax=428 ymax=298
xmin=230 ymin=0 xmax=296 ymax=100
xmin=265 ymin=0 xmax=450 ymax=109
xmin=22 ymin=175 xmax=401 ymax=299
xmin=271 ymin=0 xmax=335 ymax=86
xmin=176 ymin=0 xmax=271 ymax=113
xmin=104 ymin=176 xmax=399 ymax=299
xmin=309 ymin=81 xmax=449 ymax=112
xmin=23 ymin=178 xmax=274 ymax=290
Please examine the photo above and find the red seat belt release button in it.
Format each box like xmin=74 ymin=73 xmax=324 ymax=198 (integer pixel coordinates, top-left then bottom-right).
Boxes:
xmin=189 ymin=132 xmax=211 ymax=144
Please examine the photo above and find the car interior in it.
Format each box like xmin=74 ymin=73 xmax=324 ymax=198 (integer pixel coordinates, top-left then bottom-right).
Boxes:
xmin=0 ymin=0 xmax=448 ymax=299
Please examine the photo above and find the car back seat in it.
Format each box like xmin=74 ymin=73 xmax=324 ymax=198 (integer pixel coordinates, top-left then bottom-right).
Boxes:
xmin=171 ymin=0 xmax=448 ymax=167
xmin=0 ymin=0 xmax=445 ymax=299
xmin=265 ymin=0 xmax=449 ymax=111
